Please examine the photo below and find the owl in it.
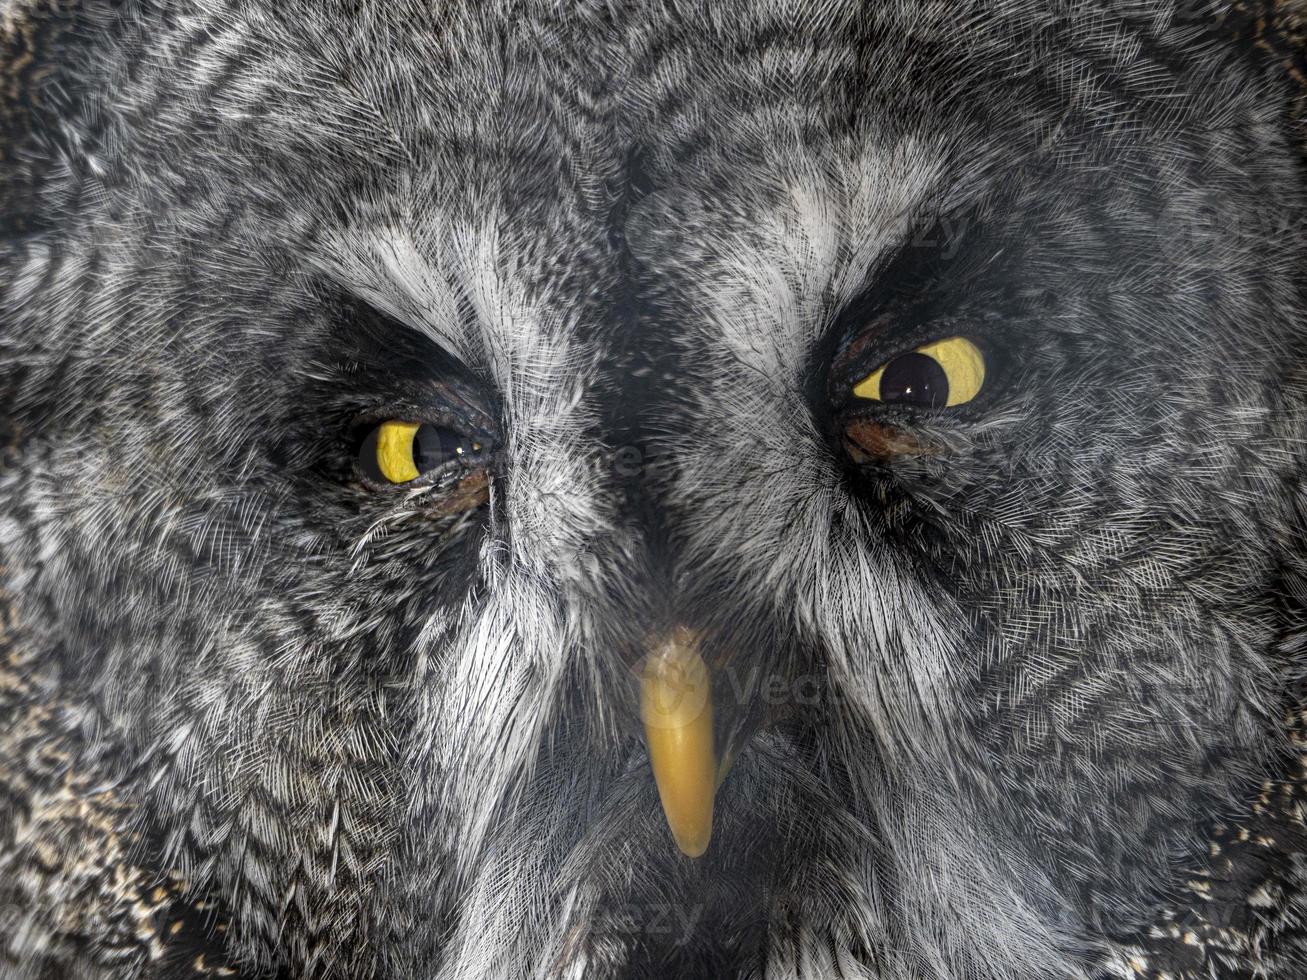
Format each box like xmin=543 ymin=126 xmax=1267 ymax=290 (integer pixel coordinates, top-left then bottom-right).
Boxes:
xmin=2 ymin=0 xmax=1307 ymax=978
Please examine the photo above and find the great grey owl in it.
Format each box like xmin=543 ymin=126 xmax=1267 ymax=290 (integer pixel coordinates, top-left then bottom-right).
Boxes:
xmin=3 ymin=1 xmax=1307 ymax=978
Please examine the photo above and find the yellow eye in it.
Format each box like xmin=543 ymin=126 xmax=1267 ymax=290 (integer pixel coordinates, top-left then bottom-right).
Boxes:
xmin=373 ymin=420 xmax=421 ymax=483
xmin=359 ymin=420 xmax=485 ymax=485
xmin=852 ymin=336 xmax=985 ymax=409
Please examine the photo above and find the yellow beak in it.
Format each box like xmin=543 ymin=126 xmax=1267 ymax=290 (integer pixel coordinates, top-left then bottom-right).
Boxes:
xmin=640 ymin=627 xmax=717 ymax=858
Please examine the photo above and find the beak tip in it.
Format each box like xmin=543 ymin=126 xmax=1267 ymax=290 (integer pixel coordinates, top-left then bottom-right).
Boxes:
xmin=674 ymin=832 xmax=711 ymax=859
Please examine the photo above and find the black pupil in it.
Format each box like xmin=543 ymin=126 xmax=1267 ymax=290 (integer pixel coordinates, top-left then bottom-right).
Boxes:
xmin=879 ymin=352 xmax=949 ymax=409
xmin=413 ymin=424 xmax=469 ymax=472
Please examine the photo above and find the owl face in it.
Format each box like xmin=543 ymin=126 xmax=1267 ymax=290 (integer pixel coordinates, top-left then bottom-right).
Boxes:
xmin=1 ymin=1 xmax=1305 ymax=978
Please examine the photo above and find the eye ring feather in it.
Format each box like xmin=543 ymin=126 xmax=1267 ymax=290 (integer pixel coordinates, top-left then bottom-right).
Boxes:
xmin=852 ymin=336 xmax=986 ymax=409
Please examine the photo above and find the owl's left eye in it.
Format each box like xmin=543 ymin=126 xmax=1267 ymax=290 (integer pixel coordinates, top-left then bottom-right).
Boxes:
xmin=852 ymin=336 xmax=986 ymax=409
xmin=358 ymin=420 xmax=486 ymax=485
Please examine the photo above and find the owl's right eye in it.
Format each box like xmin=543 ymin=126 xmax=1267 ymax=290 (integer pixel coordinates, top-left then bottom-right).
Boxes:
xmin=851 ymin=337 xmax=986 ymax=409
xmin=357 ymin=420 xmax=487 ymax=485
